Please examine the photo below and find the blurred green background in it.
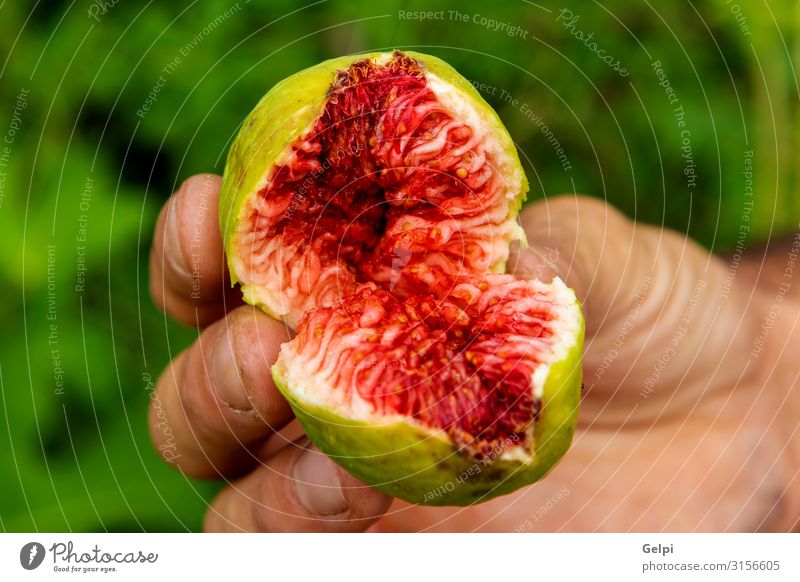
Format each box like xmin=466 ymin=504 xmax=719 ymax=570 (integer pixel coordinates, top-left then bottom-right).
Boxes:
xmin=0 ymin=0 xmax=797 ymax=531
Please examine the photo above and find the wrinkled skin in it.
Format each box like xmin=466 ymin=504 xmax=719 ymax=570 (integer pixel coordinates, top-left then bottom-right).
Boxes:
xmin=150 ymin=174 xmax=800 ymax=532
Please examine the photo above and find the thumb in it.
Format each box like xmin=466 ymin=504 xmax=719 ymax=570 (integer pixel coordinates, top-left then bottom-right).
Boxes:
xmin=509 ymin=195 xmax=760 ymax=424
xmin=509 ymin=195 xmax=654 ymax=335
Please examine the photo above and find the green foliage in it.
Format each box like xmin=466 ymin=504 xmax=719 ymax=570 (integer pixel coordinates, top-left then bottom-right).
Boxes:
xmin=0 ymin=0 xmax=796 ymax=531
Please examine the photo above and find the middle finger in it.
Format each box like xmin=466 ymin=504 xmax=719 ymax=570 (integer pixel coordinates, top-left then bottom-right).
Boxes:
xmin=149 ymin=305 xmax=293 ymax=479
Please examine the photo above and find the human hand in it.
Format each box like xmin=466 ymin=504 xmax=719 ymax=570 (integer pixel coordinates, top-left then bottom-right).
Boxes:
xmin=148 ymin=174 xmax=391 ymax=532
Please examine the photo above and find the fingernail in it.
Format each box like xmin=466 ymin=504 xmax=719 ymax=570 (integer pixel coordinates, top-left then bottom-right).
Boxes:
xmin=211 ymin=329 xmax=253 ymax=411
xmin=293 ymin=446 xmax=347 ymax=516
xmin=165 ymin=197 xmax=190 ymax=278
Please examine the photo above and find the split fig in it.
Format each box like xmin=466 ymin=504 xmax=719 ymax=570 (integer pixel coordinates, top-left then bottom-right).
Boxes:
xmin=220 ymin=51 xmax=583 ymax=505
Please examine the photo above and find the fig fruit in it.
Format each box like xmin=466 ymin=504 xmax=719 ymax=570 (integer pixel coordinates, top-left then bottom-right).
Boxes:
xmin=220 ymin=51 xmax=583 ymax=505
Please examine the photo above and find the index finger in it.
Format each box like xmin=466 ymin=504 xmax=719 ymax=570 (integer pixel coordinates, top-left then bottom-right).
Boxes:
xmin=149 ymin=173 xmax=241 ymax=327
